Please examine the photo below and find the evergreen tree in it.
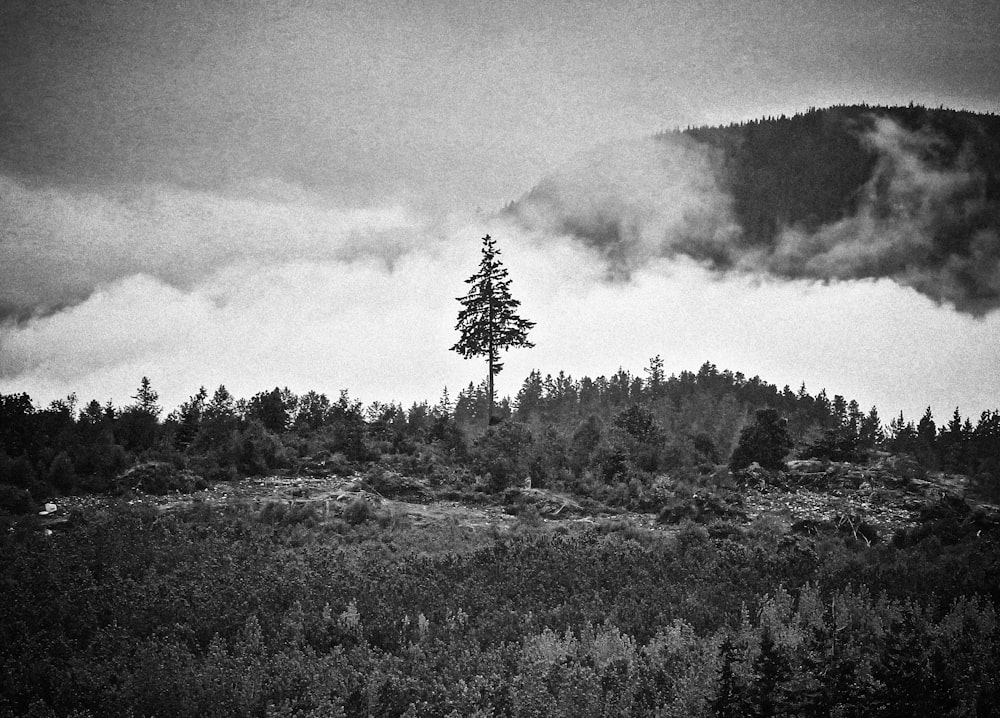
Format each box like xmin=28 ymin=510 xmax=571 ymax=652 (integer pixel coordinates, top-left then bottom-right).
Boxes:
xmin=172 ymin=386 xmax=207 ymax=449
xmin=730 ymin=408 xmax=794 ymax=471
xmin=916 ymin=407 xmax=939 ymax=468
xmin=889 ymin=412 xmax=918 ymax=455
xmin=569 ymin=415 xmax=603 ymax=476
xmin=434 ymin=387 xmax=453 ymax=417
xmin=130 ymin=376 xmax=161 ymax=418
xmin=515 ymin=369 xmax=544 ymax=423
xmin=451 ymin=234 xmax=535 ymax=426
xmin=117 ymin=377 xmax=162 ymax=451
xmin=645 ymin=354 xmax=666 ymax=399
xmin=859 ymin=406 xmax=885 ymax=449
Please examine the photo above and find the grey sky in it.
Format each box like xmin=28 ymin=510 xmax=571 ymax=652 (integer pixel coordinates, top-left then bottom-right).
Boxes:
xmin=1 ymin=0 xmax=998 ymax=419
xmin=3 ymin=0 xmax=998 ymax=209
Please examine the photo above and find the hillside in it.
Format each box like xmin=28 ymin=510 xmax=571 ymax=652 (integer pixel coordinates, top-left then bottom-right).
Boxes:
xmin=510 ymin=104 xmax=1000 ymax=314
xmin=3 ymin=357 xmax=1000 ymax=714
xmin=4 ymin=447 xmax=1000 ymax=716
xmin=679 ymin=104 xmax=1000 ymax=247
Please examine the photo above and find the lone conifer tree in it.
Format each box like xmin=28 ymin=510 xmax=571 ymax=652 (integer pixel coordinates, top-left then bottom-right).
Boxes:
xmin=452 ymin=234 xmax=535 ymax=426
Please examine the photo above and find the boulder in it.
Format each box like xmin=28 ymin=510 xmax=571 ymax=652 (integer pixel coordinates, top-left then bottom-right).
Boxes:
xmin=786 ymin=459 xmax=828 ymax=473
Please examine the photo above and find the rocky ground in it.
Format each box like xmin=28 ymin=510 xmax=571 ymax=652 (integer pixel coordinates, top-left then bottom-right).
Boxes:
xmin=31 ymin=453 xmax=1000 ymax=544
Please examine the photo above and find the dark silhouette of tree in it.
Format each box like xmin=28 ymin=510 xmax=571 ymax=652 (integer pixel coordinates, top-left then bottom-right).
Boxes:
xmin=916 ymin=407 xmax=939 ymax=468
xmin=645 ymin=354 xmax=666 ymax=399
xmin=858 ymin=406 xmax=885 ymax=449
xmin=131 ymin=376 xmax=161 ymax=418
xmin=0 ymin=393 xmax=36 ymax=457
xmin=888 ymin=412 xmax=918 ymax=455
xmin=451 ymin=234 xmax=535 ymax=426
xmin=246 ymin=388 xmax=290 ymax=434
xmin=116 ymin=377 xmax=162 ymax=451
xmin=514 ymin=369 xmax=544 ymax=423
xmin=170 ymin=386 xmax=207 ymax=449
xmin=193 ymin=385 xmax=239 ymax=453
xmin=730 ymin=408 xmax=794 ymax=471
xmin=569 ymin=415 xmax=603 ymax=476
xmin=751 ymin=629 xmax=792 ymax=717
xmin=294 ymin=390 xmax=332 ymax=432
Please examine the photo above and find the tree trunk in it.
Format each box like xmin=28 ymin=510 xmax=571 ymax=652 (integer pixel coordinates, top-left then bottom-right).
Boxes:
xmin=487 ymin=279 xmax=495 ymax=427
xmin=487 ymin=355 xmax=494 ymax=427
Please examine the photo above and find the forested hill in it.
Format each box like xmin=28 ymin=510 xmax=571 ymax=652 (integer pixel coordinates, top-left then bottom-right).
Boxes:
xmin=509 ymin=104 xmax=1000 ymax=313
xmin=675 ymin=104 xmax=1000 ymax=247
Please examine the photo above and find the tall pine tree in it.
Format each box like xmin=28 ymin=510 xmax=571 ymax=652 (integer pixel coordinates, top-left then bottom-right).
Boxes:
xmin=452 ymin=234 xmax=535 ymax=426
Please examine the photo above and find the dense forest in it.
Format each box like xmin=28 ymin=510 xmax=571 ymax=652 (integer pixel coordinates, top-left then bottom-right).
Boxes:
xmin=675 ymin=104 xmax=1000 ymax=248
xmin=572 ymin=103 xmax=1000 ymax=253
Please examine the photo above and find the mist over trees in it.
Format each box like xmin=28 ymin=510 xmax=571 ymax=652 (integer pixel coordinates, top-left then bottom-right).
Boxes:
xmin=513 ymin=103 xmax=1000 ymax=314
xmin=681 ymin=104 xmax=999 ymax=245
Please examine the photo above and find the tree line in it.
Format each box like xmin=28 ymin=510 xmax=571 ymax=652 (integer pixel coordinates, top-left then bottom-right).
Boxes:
xmin=661 ymin=103 xmax=1000 ymax=249
xmin=2 ymin=359 xmax=998 ymax=514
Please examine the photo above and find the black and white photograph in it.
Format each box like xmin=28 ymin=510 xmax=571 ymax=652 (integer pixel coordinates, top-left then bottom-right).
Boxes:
xmin=1 ymin=1 xmax=999 ymax=715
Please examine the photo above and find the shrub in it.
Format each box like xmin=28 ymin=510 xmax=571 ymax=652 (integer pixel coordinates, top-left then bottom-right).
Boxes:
xmin=729 ymin=409 xmax=794 ymax=472
xmin=233 ymin=420 xmax=288 ymax=475
xmin=471 ymin=421 xmax=534 ymax=492
xmin=343 ymin=496 xmax=375 ymax=525
xmin=0 ymin=483 xmax=36 ymax=515
xmin=112 ymin=462 xmax=206 ymax=495
xmin=0 ymin=454 xmax=37 ymax=489
xmin=676 ymin=518 xmax=711 ymax=549
xmin=515 ymin=504 xmax=544 ymax=530
xmin=46 ymin=451 xmax=76 ymax=492
xmin=360 ymin=466 xmax=430 ymax=502
xmin=259 ymin=501 xmax=321 ymax=526
xmin=799 ymin=426 xmax=863 ymax=463
xmin=971 ymin=470 xmax=1000 ymax=503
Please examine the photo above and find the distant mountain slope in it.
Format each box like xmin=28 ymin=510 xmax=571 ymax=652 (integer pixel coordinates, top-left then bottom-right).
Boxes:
xmin=681 ymin=104 xmax=1000 ymax=248
xmin=510 ymin=104 xmax=1000 ymax=314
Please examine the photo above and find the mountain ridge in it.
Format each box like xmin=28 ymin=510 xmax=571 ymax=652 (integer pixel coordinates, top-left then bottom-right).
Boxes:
xmin=509 ymin=103 xmax=1000 ymax=314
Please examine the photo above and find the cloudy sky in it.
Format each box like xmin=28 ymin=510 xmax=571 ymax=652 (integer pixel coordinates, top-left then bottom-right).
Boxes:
xmin=1 ymin=0 xmax=999 ymax=421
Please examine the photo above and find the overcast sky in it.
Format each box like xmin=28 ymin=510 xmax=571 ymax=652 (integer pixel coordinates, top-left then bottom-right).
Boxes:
xmin=1 ymin=0 xmax=998 ymax=422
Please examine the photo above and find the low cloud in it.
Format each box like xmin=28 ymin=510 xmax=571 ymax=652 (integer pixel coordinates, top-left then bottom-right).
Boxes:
xmin=512 ymin=135 xmax=740 ymax=276
xmin=0 ymin=176 xmax=426 ymax=320
xmin=513 ymin=119 xmax=1000 ymax=315
xmin=765 ymin=118 xmax=1000 ymax=315
xmin=2 ymin=126 xmax=999 ymax=418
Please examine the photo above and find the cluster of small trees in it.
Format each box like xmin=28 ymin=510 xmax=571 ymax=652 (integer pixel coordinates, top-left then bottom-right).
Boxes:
xmin=4 ymin=361 xmax=998 ymax=516
xmin=886 ymin=408 xmax=1000 ymax=477
xmin=0 ymin=379 xmax=442 ymax=512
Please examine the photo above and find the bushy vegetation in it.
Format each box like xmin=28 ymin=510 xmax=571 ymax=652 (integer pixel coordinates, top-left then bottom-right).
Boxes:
xmin=3 ymin=359 xmax=999 ymax=517
xmin=1 ymin=500 xmax=997 ymax=717
xmin=2 ymin=357 xmax=1000 ymax=715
